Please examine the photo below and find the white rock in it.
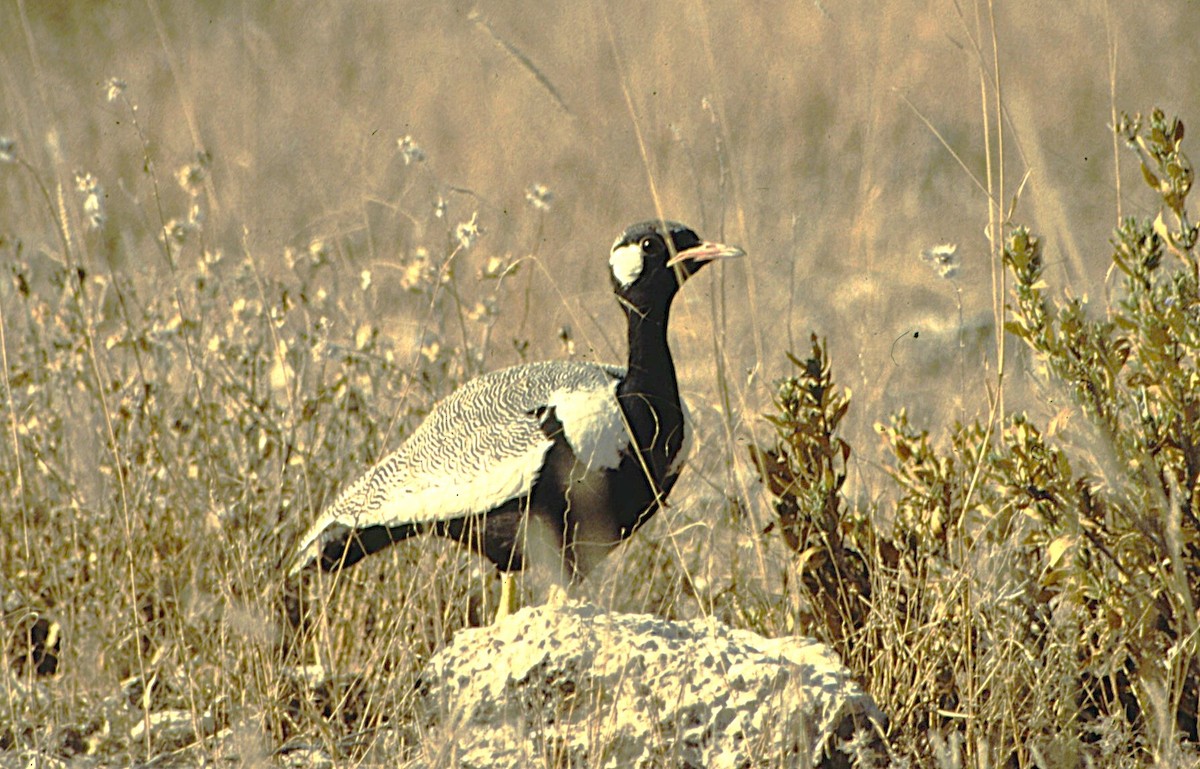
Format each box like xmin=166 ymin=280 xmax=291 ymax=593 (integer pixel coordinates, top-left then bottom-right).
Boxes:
xmin=129 ymin=709 xmax=215 ymax=748
xmin=280 ymin=746 xmax=334 ymax=769
xmin=415 ymin=600 xmax=885 ymax=768
xmin=14 ymin=750 xmax=67 ymax=769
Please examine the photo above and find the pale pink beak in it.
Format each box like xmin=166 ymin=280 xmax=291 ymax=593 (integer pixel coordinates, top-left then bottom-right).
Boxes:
xmin=666 ymin=240 xmax=745 ymax=268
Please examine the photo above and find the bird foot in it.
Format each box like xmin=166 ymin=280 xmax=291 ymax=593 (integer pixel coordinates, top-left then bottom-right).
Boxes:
xmin=494 ymin=572 xmax=520 ymax=623
xmin=547 ymin=582 xmax=569 ymax=608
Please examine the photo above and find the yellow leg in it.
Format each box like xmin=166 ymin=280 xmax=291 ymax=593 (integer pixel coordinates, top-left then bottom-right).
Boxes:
xmin=495 ymin=571 xmax=520 ymax=622
xmin=546 ymin=582 xmax=569 ymax=608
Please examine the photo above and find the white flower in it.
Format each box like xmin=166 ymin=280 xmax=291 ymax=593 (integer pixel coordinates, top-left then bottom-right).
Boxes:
xmin=82 ymin=192 xmax=105 ymax=230
xmin=399 ymin=248 xmax=433 ymax=291
xmin=481 ymin=255 xmax=506 ymax=279
xmin=74 ymin=172 xmax=105 ymax=230
xmin=525 ymin=183 xmax=554 ymax=211
xmin=74 ymin=172 xmax=99 ymax=194
xmin=308 ymin=239 xmax=329 ymax=263
xmin=162 ymin=218 xmax=192 ymax=245
xmin=200 ymin=249 xmax=223 ymax=275
xmin=920 ymin=243 xmax=961 ymax=280
xmin=355 ymin=323 xmax=374 ymax=350
xmin=397 ymin=135 xmax=426 ymax=165
xmin=455 ymin=213 xmax=482 ymax=250
xmin=177 ymin=163 xmax=205 ymax=195
xmin=105 ymin=77 xmax=127 ymax=103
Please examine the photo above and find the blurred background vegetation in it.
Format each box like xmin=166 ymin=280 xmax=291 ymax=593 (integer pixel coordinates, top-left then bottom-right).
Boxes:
xmin=6 ymin=1 xmax=1196 ymax=433
xmin=2 ymin=1 xmax=1199 ymax=766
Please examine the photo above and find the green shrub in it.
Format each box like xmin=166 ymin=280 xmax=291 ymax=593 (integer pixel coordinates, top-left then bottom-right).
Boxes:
xmin=753 ymin=109 xmax=1200 ymax=765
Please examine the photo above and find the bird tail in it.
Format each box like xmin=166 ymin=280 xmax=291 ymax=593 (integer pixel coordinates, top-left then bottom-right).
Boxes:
xmin=288 ymin=521 xmax=419 ymax=577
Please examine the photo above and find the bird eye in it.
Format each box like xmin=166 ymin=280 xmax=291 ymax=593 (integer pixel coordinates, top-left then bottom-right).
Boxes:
xmin=641 ymin=237 xmax=658 ymax=253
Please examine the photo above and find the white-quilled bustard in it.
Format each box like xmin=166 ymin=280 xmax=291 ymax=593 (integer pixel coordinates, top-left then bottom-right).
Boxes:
xmin=291 ymin=220 xmax=743 ymax=617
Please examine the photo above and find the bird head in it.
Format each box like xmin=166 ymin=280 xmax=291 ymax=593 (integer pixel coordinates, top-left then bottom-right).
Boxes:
xmin=608 ymin=220 xmax=743 ymax=313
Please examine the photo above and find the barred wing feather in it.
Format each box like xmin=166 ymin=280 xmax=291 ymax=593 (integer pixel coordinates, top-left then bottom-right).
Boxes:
xmin=291 ymin=361 xmax=625 ymax=573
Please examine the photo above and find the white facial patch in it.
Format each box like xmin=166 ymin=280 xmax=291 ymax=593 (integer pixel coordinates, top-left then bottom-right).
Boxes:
xmin=609 ymin=243 xmax=645 ymax=288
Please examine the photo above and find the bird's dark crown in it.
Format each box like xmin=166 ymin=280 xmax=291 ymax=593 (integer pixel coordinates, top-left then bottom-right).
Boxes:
xmin=612 ymin=220 xmax=701 ymax=255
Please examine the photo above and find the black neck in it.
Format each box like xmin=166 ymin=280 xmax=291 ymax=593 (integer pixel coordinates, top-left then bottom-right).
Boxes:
xmin=617 ymin=303 xmax=685 ymax=490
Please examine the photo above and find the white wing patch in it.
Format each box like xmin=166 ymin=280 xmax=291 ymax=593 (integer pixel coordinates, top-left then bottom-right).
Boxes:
xmin=609 ymin=243 xmax=644 ymax=287
xmin=549 ymin=378 xmax=627 ymax=470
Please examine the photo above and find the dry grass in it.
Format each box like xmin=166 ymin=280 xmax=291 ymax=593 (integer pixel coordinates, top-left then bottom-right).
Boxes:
xmin=1 ymin=1 xmax=1198 ymax=766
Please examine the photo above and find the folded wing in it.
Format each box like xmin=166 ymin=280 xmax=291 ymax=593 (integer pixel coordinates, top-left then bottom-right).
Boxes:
xmin=290 ymin=361 xmax=626 ymax=575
